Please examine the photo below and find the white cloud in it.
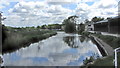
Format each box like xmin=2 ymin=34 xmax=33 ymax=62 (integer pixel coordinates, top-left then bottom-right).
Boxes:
xmin=0 ymin=0 xmax=10 ymax=10
xmin=2 ymin=0 xmax=119 ymax=26
xmin=45 ymin=0 xmax=98 ymax=5
xmin=75 ymin=0 xmax=118 ymax=23
xmin=46 ymin=0 xmax=79 ymax=5
xmin=3 ymin=1 xmax=72 ymax=27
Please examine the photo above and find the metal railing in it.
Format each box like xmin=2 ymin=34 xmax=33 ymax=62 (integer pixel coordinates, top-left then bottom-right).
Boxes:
xmin=114 ymin=47 xmax=120 ymax=68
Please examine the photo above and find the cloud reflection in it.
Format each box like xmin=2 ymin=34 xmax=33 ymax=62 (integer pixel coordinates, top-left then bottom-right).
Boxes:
xmin=3 ymin=32 xmax=102 ymax=66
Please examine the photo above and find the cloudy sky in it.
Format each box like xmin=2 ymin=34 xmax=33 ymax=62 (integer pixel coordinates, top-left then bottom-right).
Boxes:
xmin=0 ymin=0 xmax=119 ymax=27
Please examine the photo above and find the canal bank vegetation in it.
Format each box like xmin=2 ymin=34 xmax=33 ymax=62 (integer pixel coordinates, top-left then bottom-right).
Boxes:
xmin=2 ymin=25 xmax=57 ymax=53
xmin=89 ymin=34 xmax=120 ymax=67
xmin=93 ymin=34 xmax=120 ymax=49
xmin=79 ymin=32 xmax=119 ymax=67
xmin=87 ymin=54 xmax=120 ymax=67
xmin=80 ymin=33 xmax=120 ymax=67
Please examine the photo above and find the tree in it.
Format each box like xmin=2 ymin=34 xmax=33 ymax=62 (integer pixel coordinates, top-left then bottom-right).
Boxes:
xmin=107 ymin=17 xmax=112 ymax=20
xmin=0 ymin=12 xmax=2 ymax=23
xmin=0 ymin=12 xmax=6 ymax=44
xmin=78 ymin=23 xmax=85 ymax=34
xmin=62 ymin=15 xmax=78 ymax=33
xmin=41 ymin=25 xmax=46 ymax=29
xmin=91 ymin=17 xmax=104 ymax=22
xmin=37 ymin=26 xmax=40 ymax=28
xmin=0 ymin=12 xmax=6 ymax=23
xmin=84 ymin=19 xmax=90 ymax=24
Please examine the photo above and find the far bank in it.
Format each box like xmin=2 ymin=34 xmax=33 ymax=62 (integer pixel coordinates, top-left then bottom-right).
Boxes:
xmin=2 ymin=25 xmax=57 ymax=54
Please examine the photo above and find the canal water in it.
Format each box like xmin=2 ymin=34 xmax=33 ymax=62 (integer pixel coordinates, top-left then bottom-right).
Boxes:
xmin=3 ymin=32 xmax=102 ymax=66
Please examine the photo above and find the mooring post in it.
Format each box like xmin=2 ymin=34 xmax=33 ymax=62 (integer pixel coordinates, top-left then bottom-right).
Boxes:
xmin=114 ymin=47 xmax=120 ymax=68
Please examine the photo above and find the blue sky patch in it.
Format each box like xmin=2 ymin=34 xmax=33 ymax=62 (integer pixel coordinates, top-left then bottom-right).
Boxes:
xmin=62 ymin=4 xmax=77 ymax=10
xmin=1 ymin=2 xmax=18 ymax=15
xmin=86 ymin=2 xmax=94 ymax=6
xmin=26 ymin=57 xmax=49 ymax=62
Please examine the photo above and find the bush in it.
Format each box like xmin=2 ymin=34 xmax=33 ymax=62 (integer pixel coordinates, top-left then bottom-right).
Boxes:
xmin=83 ymin=56 xmax=95 ymax=65
xmin=80 ymin=31 xmax=91 ymax=36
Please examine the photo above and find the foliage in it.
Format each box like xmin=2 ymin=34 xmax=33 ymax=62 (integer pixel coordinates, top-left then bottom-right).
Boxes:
xmin=41 ymin=25 xmax=46 ymax=29
xmin=62 ymin=15 xmax=78 ymax=33
xmin=91 ymin=17 xmax=104 ymax=22
xmin=36 ymin=24 xmax=62 ymax=30
xmin=84 ymin=19 xmax=90 ymax=24
xmin=47 ymin=24 xmax=62 ymax=29
xmin=83 ymin=56 xmax=95 ymax=65
xmin=78 ymin=23 xmax=85 ymax=34
xmin=89 ymin=56 xmax=114 ymax=66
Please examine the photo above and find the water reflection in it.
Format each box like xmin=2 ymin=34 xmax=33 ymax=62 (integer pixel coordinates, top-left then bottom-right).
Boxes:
xmin=3 ymin=32 xmax=102 ymax=66
xmin=63 ymin=36 xmax=88 ymax=48
xmin=63 ymin=36 xmax=78 ymax=48
xmin=79 ymin=36 xmax=85 ymax=43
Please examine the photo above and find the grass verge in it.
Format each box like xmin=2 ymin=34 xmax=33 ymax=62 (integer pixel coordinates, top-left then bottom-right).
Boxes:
xmin=87 ymin=33 xmax=120 ymax=67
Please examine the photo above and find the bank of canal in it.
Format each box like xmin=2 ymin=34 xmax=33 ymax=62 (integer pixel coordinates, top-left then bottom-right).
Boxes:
xmin=2 ymin=32 xmax=102 ymax=66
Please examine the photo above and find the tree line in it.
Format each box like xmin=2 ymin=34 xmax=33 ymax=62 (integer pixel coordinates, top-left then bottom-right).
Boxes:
xmin=62 ymin=15 xmax=110 ymax=33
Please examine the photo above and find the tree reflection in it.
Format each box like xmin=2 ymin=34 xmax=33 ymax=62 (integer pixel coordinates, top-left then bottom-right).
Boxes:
xmin=63 ymin=36 xmax=79 ymax=48
xmin=79 ymin=36 xmax=85 ymax=43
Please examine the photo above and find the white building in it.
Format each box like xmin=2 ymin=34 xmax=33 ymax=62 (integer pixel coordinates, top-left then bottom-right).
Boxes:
xmin=85 ymin=22 xmax=94 ymax=31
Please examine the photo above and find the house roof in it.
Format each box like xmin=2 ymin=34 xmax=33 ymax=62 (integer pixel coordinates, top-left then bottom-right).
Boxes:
xmin=94 ymin=20 xmax=108 ymax=24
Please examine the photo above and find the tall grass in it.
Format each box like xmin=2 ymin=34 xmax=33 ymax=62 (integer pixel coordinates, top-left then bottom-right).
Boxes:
xmin=2 ymin=28 xmax=57 ymax=53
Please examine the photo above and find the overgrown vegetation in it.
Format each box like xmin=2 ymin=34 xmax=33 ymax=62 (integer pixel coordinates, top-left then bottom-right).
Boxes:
xmin=2 ymin=25 xmax=57 ymax=53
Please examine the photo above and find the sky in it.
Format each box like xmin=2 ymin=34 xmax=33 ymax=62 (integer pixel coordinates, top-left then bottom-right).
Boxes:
xmin=0 ymin=0 xmax=119 ymax=27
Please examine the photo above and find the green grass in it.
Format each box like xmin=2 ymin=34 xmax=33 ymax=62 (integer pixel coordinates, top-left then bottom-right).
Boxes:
xmin=87 ymin=33 xmax=120 ymax=67
xmin=88 ymin=53 xmax=120 ymax=68
xmin=93 ymin=34 xmax=120 ymax=49
xmin=91 ymin=56 xmax=114 ymax=66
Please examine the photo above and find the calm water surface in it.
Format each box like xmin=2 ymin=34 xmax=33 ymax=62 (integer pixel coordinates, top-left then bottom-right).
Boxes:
xmin=3 ymin=32 xmax=102 ymax=66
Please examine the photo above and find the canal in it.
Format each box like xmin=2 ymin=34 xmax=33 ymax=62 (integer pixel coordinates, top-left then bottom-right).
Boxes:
xmin=3 ymin=32 xmax=102 ymax=66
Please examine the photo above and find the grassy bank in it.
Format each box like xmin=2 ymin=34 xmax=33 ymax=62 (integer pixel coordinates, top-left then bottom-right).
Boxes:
xmin=93 ymin=34 xmax=120 ymax=49
xmin=2 ymin=26 xmax=57 ymax=53
xmin=87 ymin=33 xmax=120 ymax=67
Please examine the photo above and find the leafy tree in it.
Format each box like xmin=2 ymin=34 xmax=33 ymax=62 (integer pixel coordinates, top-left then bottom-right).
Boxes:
xmin=91 ymin=17 xmax=104 ymax=22
xmin=78 ymin=23 xmax=85 ymax=34
xmin=84 ymin=19 xmax=90 ymax=24
xmin=41 ymin=25 xmax=46 ymax=29
xmin=62 ymin=15 xmax=78 ymax=33
xmin=106 ymin=17 xmax=112 ymax=20
xmin=37 ymin=26 xmax=40 ymax=28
